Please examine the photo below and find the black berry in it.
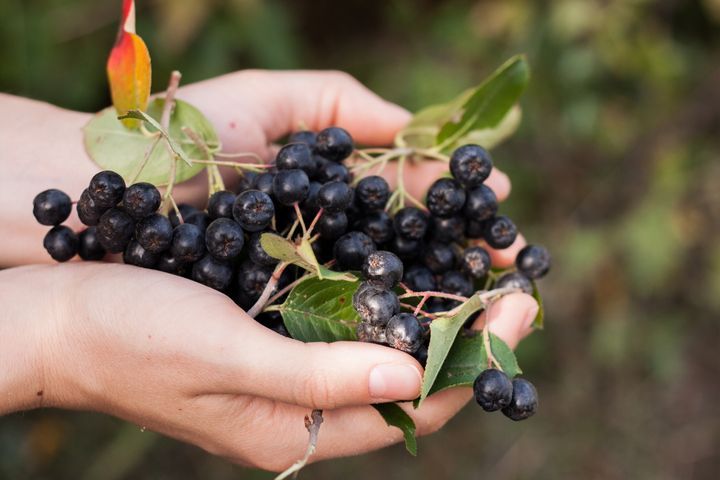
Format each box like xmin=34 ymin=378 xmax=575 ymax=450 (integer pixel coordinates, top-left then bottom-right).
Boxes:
xmin=362 ymin=250 xmax=403 ymax=289
xmin=156 ymin=251 xmax=188 ymax=276
xmin=355 ymin=176 xmax=389 ymax=211
xmin=315 ymin=127 xmax=353 ymax=162
xmin=352 ymin=283 xmax=400 ymax=326
xmin=135 ymin=213 xmax=173 ymax=254
xmin=88 ymin=170 xmax=125 ymax=208
xmin=502 ymin=378 xmax=538 ymax=421
xmin=247 ymin=232 xmax=278 ymax=267
xmin=450 ymin=144 xmax=493 ymax=187
xmin=288 ymin=130 xmax=316 ymax=149
xmin=273 ymin=169 xmax=310 ymax=205
xmin=430 ymin=215 xmax=466 ymax=243
xmin=207 ymin=190 xmax=236 ymax=220
xmin=359 ymin=210 xmax=394 ymax=244
xmin=356 ymin=322 xmax=388 ymax=345
xmin=385 ymin=313 xmax=423 ymax=354
xmin=192 ymin=254 xmax=233 ymax=291
xmin=317 ymin=181 xmax=353 ymax=213
xmin=185 ymin=211 xmax=211 ymax=233
xmin=33 ymin=189 xmax=71 ymax=226
xmin=483 ymin=215 xmax=517 ymax=249
xmin=275 ymin=143 xmax=314 ymax=174
xmin=318 ymin=161 xmax=350 ymax=183
xmin=440 ymin=270 xmax=474 ymax=297
xmin=171 ymin=223 xmax=206 ymax=263
xmin=236 ymin=260 xmax=273 ymax=300
xmin=390 ymin=235 xmax=421 ymax=262
xmin=394 ymin=207 xmax=428 ymax=240
xmin=78 ymin=227 xmax=106 ymax=261
xmin=426 ymin=178 xmax=466 ymax=217
xmin=123 ymin=239 xmax=159 ymax=268
xmin=464 ymin=185 xmax=498 ymax=222
xmin=169 ymin=204 xmax=199 ymax=227
xmin=233 ymin=190 xmax=275 ymax=232
xmin=495 ymin=271 xmax=533 ymax=295
xmin=43 ymin=226 xmax=78 ymax=262
xmin=461 ymin=246 xmax=491 ymax=279
xmin=96 ymin=208 xmax=135 ymax=253
xmin=333 ymin=231 xmax=376 ymax=270
xmin=252 ymin=172 xmax=275 ymax=197
xmin=205 ymin=218 xmax=244 ymax=261
xmin=403 ymin=264 xmax=437 ymax=292
xmin=77 ymin=188 xmax=106 ymax=226
xmin=121 ymin=182 xmax=160 ymax=219
xmin=516 ymin=245 xmax=551 ymax=279
xmin=422 ymin=242 xmax=456 ymax=274
xmin=473 ymin=368 xmax=513 ymax=412
xmin=317 ymin=211 xmax=348 ymax=239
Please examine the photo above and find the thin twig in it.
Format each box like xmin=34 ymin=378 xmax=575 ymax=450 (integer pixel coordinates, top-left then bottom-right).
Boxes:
xmin=400 ymin=302 xmax=437 ymax=319
xmin=398 ymin=291 xmax=469 ymax=303
xmin=274 ymin=410 xmax=324 ymax=480
xmin=306 ymin=208 xmax=324 ymax=238
xmin=293 ymin=203 xmax=307 ymax=236
xmin=265 ymin=275 xmax=311 ymax=307
xmin=214 ymin=151 xmax=265 ymax=163
xmin=160 ymin=70 xmax=182 ymax=130
xmin=247 ymin=262 xmax=289 ymax=318
xmin=188 ymin=159 xmax=272 ymax=169
xmin=129 ymin=135 xmax=161 ymax=184
xmin=413 ymin=294 xmax=429 ymax=316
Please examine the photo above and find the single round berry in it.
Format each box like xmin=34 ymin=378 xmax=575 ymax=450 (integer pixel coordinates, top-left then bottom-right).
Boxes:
xmin=465 ymin=219 xmax=487 ymax=239
xmin=301 ymin=181 xmax=322 ymax=217
xmin=461 ymin=246 xmax=491 ymax=279
xmin=495 ymin=271 xmax=533 ymax=295
xmin=394 ymin=207 xmax=428 ymax=240
xmin=352 ymin=283 xmax=400 ymax=326
xmin=426 ymin=178 xmax=466 ymax=218
xmin=169 ymin=204 xmax=199 ymax=227
xmin=356 ymin=322 xmax=387 ymax=345
xmin=516 ymin=245 xmax=551 ymax=279
xmin=235 ymin=172 xmax=258 ymax=194
xmin=333 ymin=231 xmax=376 ymax=270
xmin=185 ymin=211 xmax=211 ymax=233
xmin=430 ymin=215 xmax=466 ymax=243
xmin=318 ymin=161 xmax=350 ymax=183
xmin=207 ymin=190 xmax=236 ymax=220
xmin=77 ymin=189 xmax=106 ymax=226
xmin=247 ymin=232 xmax=278 ymax=267
xmin=156 ymin=251 xmax=188 ymax=276
xmin=233 ymin=189 xmax=275 ymax=232
xmin=135 ymin=213 xmax=173 ymax=254
xmin=317 ymin=211 xmax=348 ymax=239
xmin=123 ymin=239 xmax=159 ymax=268
xmin=171 ymin=223 xmax=206 ymax=263
xmin=236 ymin=260 xmax=273 ymax=300
xmin=502 ymin=378 xmax=538 ymax=421
xmin=355 ymin=176 xmax=389 ymax=211
xmin=43 ymin=226 xmax=78 ymax=262
xmin=121 ymin=182 xmax=161 ymax=219
xmin=390 ymin=235 xmax=421 ymax=262
xmin=385 ymin=313 xmax=423 ymax=354
xmin=275 ymin=143 xmax=314 ymax=173
xmin=288 ymin=130 xmax=316 ymax=148
xmin=273 ymin=169 xmax=310 ymax=206
xmin=78 ymin=227 xmax=106 ymax=261
xmin=192 ymin=254 xmax=233 ymax=291
xmin=464 ymin=185 xmax=498 ymax=222
xmin=96 ymin=208 xmax=135 ymax=253
xmin=450 ymin=144 xmax=493 ymax=187
xmin=422 ymin=242 xmax=456 ymax=274
xmin=413 ymin=344 xmax=429 ymax=367
xmin=359 ymin=210 xmax=394 ymax=244
xmin=252 ymin=172 xmax=275 ymax=197
xmin=317 ymin=181 xmax=353 ymax=213
xmin=483 ymin=215 xmax=517 ymax=249
xmin=88 ymin=170 xmax=125 ymax=208
xmin=473 ymin=368 xmax=513 ymax=412
xmin=440 ymin=270 xmax=474 ymax=297
xmin=205 ymin=218 xmax=244 ymax=261
xmin=33 ymin=189 xmax=71 ymax=226
xmin=315 ymin=127 xmax=353 ymax=162
xmin=403 ymin=264 xmax=437 ymax=292
xmin=362 ymin=250 xmax=403 ymax=289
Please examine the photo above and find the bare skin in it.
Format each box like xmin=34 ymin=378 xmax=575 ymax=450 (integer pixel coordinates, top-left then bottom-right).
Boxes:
xmin=0 ymin=70 xmax=536 ymax=471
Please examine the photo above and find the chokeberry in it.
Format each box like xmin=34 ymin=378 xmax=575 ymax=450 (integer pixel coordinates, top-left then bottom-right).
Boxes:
xmin=123 ymin=239 xmax=159 ymax=269
xmin=450 ymin=144 xmax=493 ymax=187
xmin=483 ymin=215 xmax=517 ymax=249
xmin=317 ymin=211 xmax=348 ymax=239
xmin=43 ymin=226 xmax=78 ymax=262
xmin=414 ymin=344 xmax=429 ymax=367
xmin=185 ymin=211 xmax=211 ymax=233
xmin=273 ymin=169 xmax=310 ymax=205
xmin=473 ymin=368 xmax=513 ymax=412
xmin=362 ymin=250 xmax=403 ymax=289
xmin=207 ymin=190 xmax=236 ymax=220
xmin=495 ymin=271 xmax=533 ymax=295
xmin=352 ymin=283 xmax=400 ymax=326
xmin=502 ymin=378 xmax=538 ymax=421
xmin=275 ymin=143 xmax=314 ymax=174
xmin=288 ymin=130 xmax=317 ymax=149
xmin=315 ymin=127 xmax=353 ymax=162
xmin=356 ymin=322 xmax=387 ymax=345
xmin=465 ymin=219 xmax=487 ymax=239
xmin=121 ymin=182 xmax=161 ymax=219
xmin=359 ymin=210 xmax=394 ymax=244
xmin=156 ymin=251 xmax=188 ymax=276
xmin=135 ymin=213 xmax=173 ymax=254
xmin=33 ymin=189 xmax=72 ymax=226
xmin=301 ymin=181 xmax=322 ymax=217
xmin=318 ymin=161 xmax=350 ymax=183
xmin=205 ymin=218 xmax=244 ymax=261
xmin=235 ymin=171 xmax=258 ymax=194
xmin=461 ymin=246 xmax=491 ymax=279
xmin=403 ymin=264 xmax=437 ymax=292
xmin=390 ymin=235 xmax=421 ymax=261
xmin=516 ymin=245 xmax=551 ymax=279
xmin=464 ymin=185 xmax=498 ymax=222
xmin=422 ymin=242 xmax=456 ymax=274
xmin=236 ymin=260 xmax=273 ymax=300
xmin=192 ymin=254 xmax=233 ymax=291
xmin=385 ymin=313 xmax=423 ymax=354
xmin=171 ymin=223 xmax=206 ymax=263
xmin=252 ymin=172 xmax=275 ymax=197
xmin=78 ymin=227 xmax=106 ymax=261
xmin=169 ymin=203 xmax=199 ymax=227
xmin=317 ymin=181 xmax=353 ymax=213
xmin=77 ymin=188 xmax=106 ymax=226
xmin=440 ymin=270 xmax=474 ymax=297
xmin=430 ymin=215 xmax=466 ymax=243
xmin=233 ymin=190 xmax=275 ymax=232
xmin=333 ymin=231 xmax=376 ymax=270
xmin=426 ymin=178 xmax=466 ymax=217
xmin=88 ymin=170 xmax=126 ymax=208
xmin=247 ymin=232 xmax=278 ymax=267
xmin=394 ymin=207 xmax=428 ymax=240
xmin=96 ymin=208 xmax=135 ymax=253
xmin=355 ymin=176 xmax=390 ymax=211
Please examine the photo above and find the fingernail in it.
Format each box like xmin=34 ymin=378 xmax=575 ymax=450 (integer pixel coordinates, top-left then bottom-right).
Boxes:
xmin=524 ymin=304 xmax=540 ymax=329
xmin=369 ymin=364 xmax=422 ymax=400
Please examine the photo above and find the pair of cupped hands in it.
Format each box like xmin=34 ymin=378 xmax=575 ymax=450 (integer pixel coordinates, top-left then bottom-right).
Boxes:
xmin=0 ymin=70 xmax=538 ymax=471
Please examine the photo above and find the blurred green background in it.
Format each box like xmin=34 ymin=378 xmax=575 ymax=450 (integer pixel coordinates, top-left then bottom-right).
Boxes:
xmin=2 ymin=0 xmax=720 ymax=478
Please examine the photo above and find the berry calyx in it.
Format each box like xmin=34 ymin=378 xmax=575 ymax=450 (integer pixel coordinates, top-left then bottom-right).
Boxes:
xmin=450 ymin=144 xmax=493 ymax=187
xmin=233 ymin=190 xmax=275 ymax=232
xmin=483 ymin=215 xmax=517 ymax=249
xmin=88 ymin=170 xmax=126 ymax=208
xmin=205 ymin=218 xmax=244 ymax=261
xmin=355 ymin=175 xmax=390 ymax=211
xmin=121 ymin=182 xmax=161 ymax=219
xmin=461 ymin=246 xmax=491 ymax=279
xmin=135 ymin=213 xmax=173 ymax=254
xmin=394 ymin=207 xmax=428 ymax=240
xmin=96 ymin=208 xmax=135 ymax=253
xmin=426 ymin=178 xmax=466 ymax=217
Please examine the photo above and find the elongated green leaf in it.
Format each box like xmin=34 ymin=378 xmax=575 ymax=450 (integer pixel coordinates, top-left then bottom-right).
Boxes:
xmin=279 ymin=276 xmax=360 ymax=342
xmin=118 ymin=110 xmax=191 ymax=166
xmin=372 ymin=403 xmax=417 ymax=456
xmin=84 ymin=98 xmax=218 ymax=185
xmin=260 ymin=233 xmax=356 ymax=281
xmin=531 ymin=281 xmax=545 ymax=329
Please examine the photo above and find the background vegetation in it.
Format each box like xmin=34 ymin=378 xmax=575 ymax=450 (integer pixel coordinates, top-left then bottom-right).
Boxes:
xmin=2 ymin=0 xmax=719 ymax=478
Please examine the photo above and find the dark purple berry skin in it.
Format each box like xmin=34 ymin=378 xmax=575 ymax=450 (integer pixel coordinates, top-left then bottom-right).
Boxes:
xmin=78 ymin=227 xmax=106 ymax=261
xmin=473 ymin=369 xmax=513 ymax=412
xmin=288 ymin=130 xmax=317 ymax=148
xmin=88 ymin=170 xmax=126 ymax=208
xmin=248 ymin=232 xmax=278 ymax=267
xmin=192 ymin=254 xmax=233 ymax=291
xmin=135 ymin=213 xmax=173 ymax=254
xmin=185 ymin=211 xmax=211 ymax=233
xmin=156 ymin=251 xmax=188 ymax=276
xmin=461 ymin=246 xmax=491 ymax=279
xmin=483 ymin=215 xmax=517 ymax=249
xmin=43 ymin=226 xmax=78 ymax=262
xmin=121 ymin=182 xmax=161 ymax=219
xmin=123 ymin=239 xmax=159 ymax=268
xmin=355 ymin=176 xmax=389 ymax=211
xmin=252 ymin=172 xmax=275 ymax=197
xmin=390 ymin=235 xmax=421 ymax=262
xmin=171 ymin=223 xmax=206 ymax=263
xmin=440 ymin=270 xmax=474 ymax=297
xmin=430 ymin=215 xmax=466 ymax=243
xmin=464 ymin=185 xmax=498 ymax=222
xmin=33 ymin=189 xmax=71 ymax=226
xmin=315 ymin=127 xmax=353 ymax=162
xmin=450 ymin=144 xmax=493 ymax=187
xmin=333 ymin=231 xmax=376 ymax=270
xmin=359 ymin=211 xmax=394 ymax=244
xmin=495 ymin=271 xmax=533 ymax=295
xmin=465 ymin=219 xmax=487 ymax=239
xmin=502 ymin=378 xmax=538 ymax=421
xmin=318 ymin=161 xmax=350 ymax=183
xmin=275 ymin=143 xmax=314 ymax=174
xmin=317 ymin=211 xmax=348 ymax=239
xmin=207 ymin=190 xmax=236 ymax=220
xmin=317 ymin=181 xmax=353 ymax=213
xmin=403 ymin=264 xmax=437 ymax=292
xmin=273 ymin=169 xmax=310 ymax=206
xmin=169 ymin=204 xmax=199 ymax=227
xmin=301 ymin=181 xmax=322 ymax=217
xmin=233 ymin=190 xmax=275 ymax=232
xmin=426 ymin=178 xmax=466 ymax=218
xmin=77 ymin=189 xmax=106 ymax=226
xmin=356 ymin=322 xmax=388 ymax=345
xmin=516 ymin=245 xmax=551 ymax=279
xmin=422 ymin=242 xmax=456 ymax=274
xmin=352 ymin=283 xmax=400 ymax=326
xmin=96 ymin=208 xmax=135 ymax=253
xmin=362 ymin=251 xmax=403 ymax=289
xmin=205 ymin=218 xmax=244 ymax=261
xmin=385 ymin=313 xmax=423 ymax=354
xmin=235 ymin=172 xmax=258 ymax=194
xmin=394 ymin=207 xmax=428 ymax=240
xmin=236 ymin=260 xmax=273 ymax=301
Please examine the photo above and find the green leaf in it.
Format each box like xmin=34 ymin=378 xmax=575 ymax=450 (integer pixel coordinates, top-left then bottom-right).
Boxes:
xmin=531 ymin=281 xmax=545 ymax=329
xmin=436 ymin=55 xmax=530 ymax=150
xmin=118 ymin=110 xmax=191 ymax=166
xmin=83 ymin=98 xmax=218 ymax=185
xmin=428 ymin=333 xmax=521 ymax=396
xmin=259 ymin=233 xmax=356 ymax=281
xmin=372 ymin=403 xmax=417 ymax=456
xmin=279 ymin=276 xmax=361 ymax=342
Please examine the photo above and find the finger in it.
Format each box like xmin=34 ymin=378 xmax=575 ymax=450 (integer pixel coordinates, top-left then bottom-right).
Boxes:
xmin=470 ymin=232 xmax=527 ymax=269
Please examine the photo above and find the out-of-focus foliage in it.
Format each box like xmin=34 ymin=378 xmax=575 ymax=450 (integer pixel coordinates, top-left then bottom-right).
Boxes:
xmin=1 ymin=0 xmax=720 ymax=478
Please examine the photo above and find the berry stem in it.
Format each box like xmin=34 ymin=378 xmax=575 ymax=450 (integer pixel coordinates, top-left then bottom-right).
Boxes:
xmin=306 ymin=208 xmax=324 ymax=239
xmin=285 ymin=218 xmax=300 ymax=240
xmin=160 ymin=70 xmax=182 ymax=130
xmin=413 ymin=294 xmax=429 ymax=316
xmin=400 ymin=302 xmax=438 ymax=319
xmin=188 ymin=158 xmax=272 ymax=170
xmin=265 ymin=274 xmax=311 ymax=307
xmin=129 ymin=134 xmax=161 ymax=184
xmin=214 ymin=151 xmax=265 ymax=163
xmin=398 ymin=290 xmax=469 ymax=303
xmin=247 ymin=262 xmax=289 ymax=318
xmin=274 ymin=409 xmax=324 ymax=480
xmin=293 ymin=202 xmax=307 ymax=236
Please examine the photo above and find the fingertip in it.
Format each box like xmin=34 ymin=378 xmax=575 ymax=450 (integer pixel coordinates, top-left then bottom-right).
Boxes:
xmin=486 ymin=233 xmax=527 ymax=268
xmin=473 ymin=292 xmax=538 ymax=349
xmin=486 ymin=167 xmax=511 ymax=202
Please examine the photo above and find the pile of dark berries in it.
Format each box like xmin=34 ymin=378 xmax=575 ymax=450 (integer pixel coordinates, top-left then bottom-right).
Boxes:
xmin=33 ymin=126 xmax=549 ymax=421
